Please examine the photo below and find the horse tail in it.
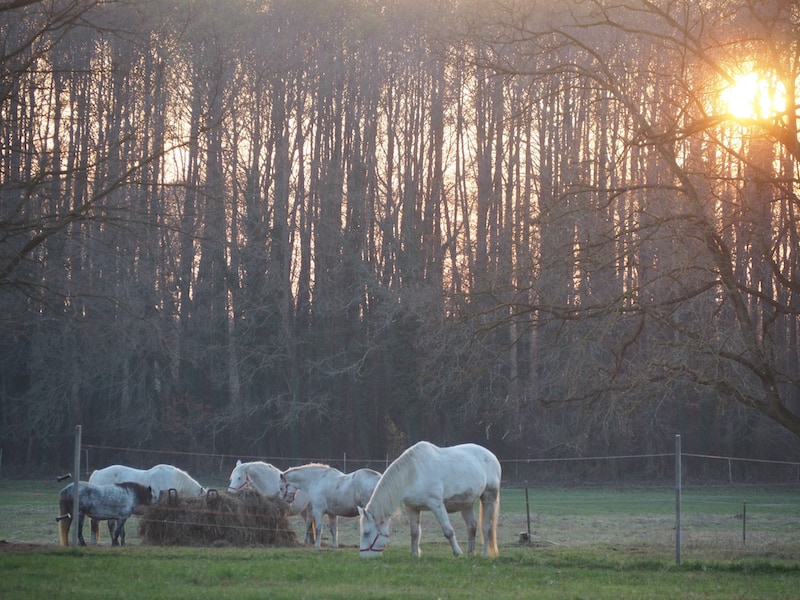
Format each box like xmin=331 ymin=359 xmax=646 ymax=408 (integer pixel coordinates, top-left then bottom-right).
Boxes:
xmin=488 ymin=488 xmax=500 ymax=557
xmin=58 ymin=495 xmax=71 ymax=546
xmin=59 ymin=517 xmax=70 ymax=546
xmin=479 ymin=488 xmax=500 ymax=557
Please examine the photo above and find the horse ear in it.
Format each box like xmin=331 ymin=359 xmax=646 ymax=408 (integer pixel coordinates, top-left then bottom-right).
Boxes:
xmin=236 ymin=459 xmax=242 ymax=467
xmin=357 ymin=506 xmax=368 ymax=519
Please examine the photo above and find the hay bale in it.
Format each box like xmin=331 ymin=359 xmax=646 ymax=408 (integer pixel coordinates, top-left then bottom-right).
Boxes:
xmin=138 ymin=489 xmax=298 ymax=547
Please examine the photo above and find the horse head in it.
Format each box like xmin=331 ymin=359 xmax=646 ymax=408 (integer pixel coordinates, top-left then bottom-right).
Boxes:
xmin=131 ymin=482 xmax=158 ymax=506
xmin=229 ymin=461 xmax=286 ymax=498
xmin=283 ymin=482 xmax=311 ymax=515
xmin=358 ymin=506 xmax=391 ymax=557
xmin=228 ymin=460 xmax=250 ymax=493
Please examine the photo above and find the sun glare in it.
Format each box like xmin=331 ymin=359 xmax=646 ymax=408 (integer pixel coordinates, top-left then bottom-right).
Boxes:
xmin=722 ymin=72 xmax=787 ymax=120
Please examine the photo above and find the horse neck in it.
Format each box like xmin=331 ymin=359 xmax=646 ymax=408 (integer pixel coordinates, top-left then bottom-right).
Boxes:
xmin=365 ymin=455 xmax=415 ymax=520
xmin=121 ymin=481 xmax=149 ymax=503
xmin=250 ymin=465 xmax=280 ymax=493
xmin=173 ymin=473 xmax=202 ymax=495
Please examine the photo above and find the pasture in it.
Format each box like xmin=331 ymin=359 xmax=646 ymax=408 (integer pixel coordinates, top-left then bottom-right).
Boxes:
xmin=1 ymin=478 xmax=799 ymax=599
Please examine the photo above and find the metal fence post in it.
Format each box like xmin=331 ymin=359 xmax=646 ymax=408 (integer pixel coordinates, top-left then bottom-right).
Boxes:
xmin=72 ymin=425 xmax=82 ymax=547
xmin=675 ymin=434 xmax=681 ymax=565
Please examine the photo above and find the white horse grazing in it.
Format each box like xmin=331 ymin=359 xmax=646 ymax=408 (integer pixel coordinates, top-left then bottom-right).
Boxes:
xmin=90 ymin=464 xmax=206 ymax=497
xmin=358 ymin=441 xmax=501 ymax=558
xmin=283 ymin=464 xmax=381 ymax=548
xmin=88 ymin=464 xmax=207 ymax=543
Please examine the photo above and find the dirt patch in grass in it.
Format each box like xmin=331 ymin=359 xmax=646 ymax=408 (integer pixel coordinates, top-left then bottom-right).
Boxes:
xmin=0 ymin=540 xmax=53 ymax=552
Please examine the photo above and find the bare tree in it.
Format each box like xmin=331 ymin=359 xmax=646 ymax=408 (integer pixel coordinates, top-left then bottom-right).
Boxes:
xmin=462 ymin=0 xmax=800 ymax=445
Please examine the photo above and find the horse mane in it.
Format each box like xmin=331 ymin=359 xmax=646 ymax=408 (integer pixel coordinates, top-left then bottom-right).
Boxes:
xmin=240 ymin=461 xmax=283 ymax=494
xmin=366 ymin=442 xmax=436 ymax=519
xmin=163 ymin=465 xmax=204 ymax=493
xmin=284 ymin=463 xmax=341 ymax=488
xmin=119 ymin=481 xmax=152 ymax=504
xmin=284 ymin=462 xmax=331 ymax=473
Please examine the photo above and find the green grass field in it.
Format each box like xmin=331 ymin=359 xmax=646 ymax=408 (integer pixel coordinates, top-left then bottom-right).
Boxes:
xmin=1 ymin=479 xmax=799 ymax=599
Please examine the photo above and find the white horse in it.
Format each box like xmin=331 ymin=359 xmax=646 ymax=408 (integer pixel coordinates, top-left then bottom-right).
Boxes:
xmin=88 ymin=464 xmax=207 ymax=543
xmin=90 ymin=464 xmax=206 ymax=496
xmin=227 ymin=460 xmax=310 ymax=515
xmin=227 ymin=460 xmax=286 ymax=497
xmin=283 ymin=464 xmax=381 ymax=548
xmin=358 ymin=441 xmax=501 ymax=558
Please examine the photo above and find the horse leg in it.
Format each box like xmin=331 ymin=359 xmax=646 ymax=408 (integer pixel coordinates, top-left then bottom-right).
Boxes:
xmin=405 ymin=507 xmax=422 ymax=557
xmin=107 ymin=519 xmax=117 ymax=543
xmin=91 ymin=518 xmax=99 ymax=544
xmin=114 ymin=518 xmax=127 ymax=546
xmin=461 ymin=506 xmax=478 ymax=555
xmin=77 ymin=514 xmax=87 ymax=546
xmin=329 ymin=514 xmax=338 ymax=548
xmin=107 ymin=519 xmax=117 ymax=546
xmin=430 ymin=503 xmax=462 ymax=557
xmin=302 ymin=506 xmax=316 ymax=545
xmin=313 ymin=510 xmax=324 ymax=548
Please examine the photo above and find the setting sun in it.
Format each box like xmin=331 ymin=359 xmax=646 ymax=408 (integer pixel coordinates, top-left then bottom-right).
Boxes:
xmin=722 ymin=72 xmax=786 ymax=120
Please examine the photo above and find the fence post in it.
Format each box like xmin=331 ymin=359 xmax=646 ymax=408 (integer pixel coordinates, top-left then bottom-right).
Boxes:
xmin=675 ymin=434 xmax=681 ymax=565
xmin=72 ymin=425 xmax=82 ymax=547
xmin=525 ymin=485 xmax=531 ymax=540
xmin=742 ymin=501 xmax=746 ymax=545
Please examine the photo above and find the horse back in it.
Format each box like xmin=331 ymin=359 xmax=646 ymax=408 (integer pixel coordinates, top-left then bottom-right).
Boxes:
xmin=91 ymin=464 xmax=200 ymax=496
xmin=62 ymin=481 xmax=150 ymax=520
xmin=405 ymin=443 xmax=500 ymax=507
xmin=441 ymin=444 xmax=501 ymax=490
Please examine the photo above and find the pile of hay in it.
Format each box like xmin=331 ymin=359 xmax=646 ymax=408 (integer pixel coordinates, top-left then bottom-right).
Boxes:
xmin=138 ymin=489 xmax=298 ymax=547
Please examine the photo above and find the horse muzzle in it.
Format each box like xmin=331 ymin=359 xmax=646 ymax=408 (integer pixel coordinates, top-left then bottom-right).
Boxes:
xmin=360 ymin=531 xmax=390 ymax=557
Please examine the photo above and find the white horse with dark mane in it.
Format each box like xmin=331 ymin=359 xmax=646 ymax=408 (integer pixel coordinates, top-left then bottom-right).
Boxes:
xmin=283 ymin=464 xmax=381 ymax=548
xmin=358 ymin=441 xmax=501 ymax=558
xmin=88 ymin=464 xmax=206 ymax=543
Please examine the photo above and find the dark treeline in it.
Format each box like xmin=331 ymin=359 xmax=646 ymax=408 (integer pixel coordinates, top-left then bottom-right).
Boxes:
xmin=1 ymin=0 xmax=798 ymax=473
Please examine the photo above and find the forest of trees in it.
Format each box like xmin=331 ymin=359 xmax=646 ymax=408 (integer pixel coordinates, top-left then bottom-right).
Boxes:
xmin=1 ymin=0 xmax=799 ymax=473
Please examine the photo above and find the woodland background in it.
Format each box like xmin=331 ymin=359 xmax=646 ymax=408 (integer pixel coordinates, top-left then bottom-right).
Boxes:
xmin=1 ymin=0 xmax=799 ymax=473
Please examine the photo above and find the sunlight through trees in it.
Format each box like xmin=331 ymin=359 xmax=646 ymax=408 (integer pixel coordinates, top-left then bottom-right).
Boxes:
xmin=1 ymin=0 xmax=798 ymax=470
